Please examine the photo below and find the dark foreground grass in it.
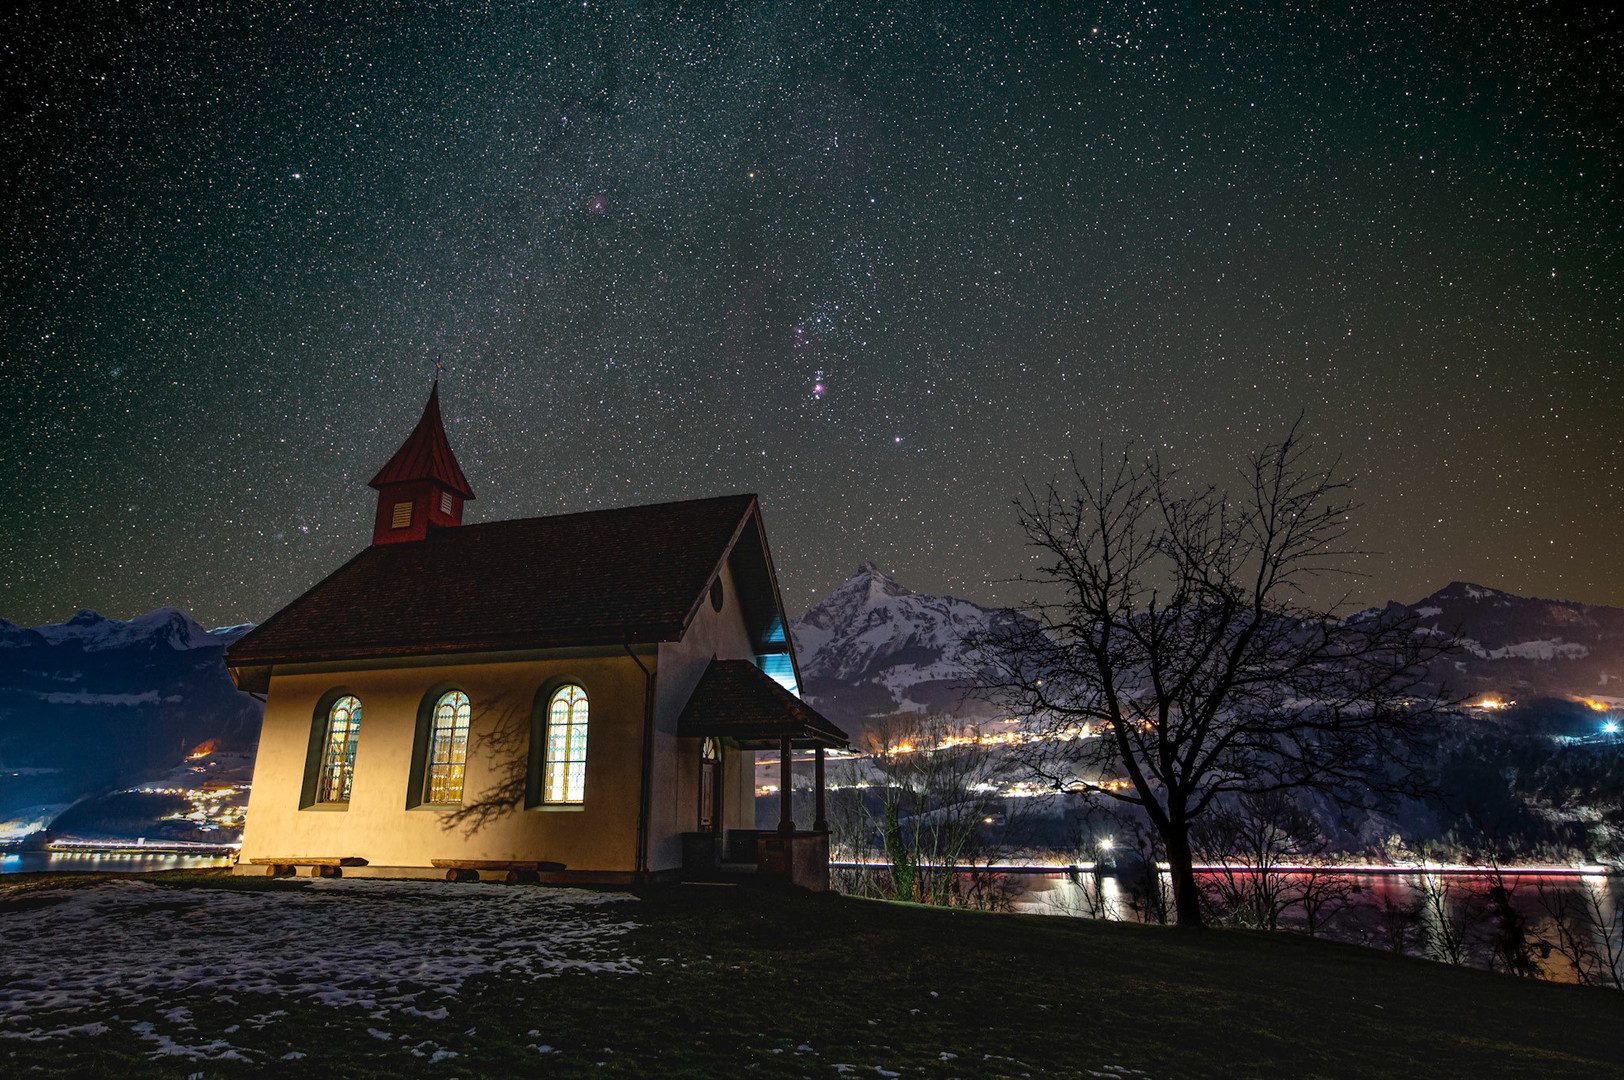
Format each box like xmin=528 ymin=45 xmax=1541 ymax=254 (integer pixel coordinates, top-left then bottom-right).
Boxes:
xmin=3 ymin=869 xmax=1622 ymax=1079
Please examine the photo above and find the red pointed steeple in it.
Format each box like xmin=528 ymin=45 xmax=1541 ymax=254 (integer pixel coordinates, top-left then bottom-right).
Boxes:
xmin=368 ymin=384 xmax=475 ymax=545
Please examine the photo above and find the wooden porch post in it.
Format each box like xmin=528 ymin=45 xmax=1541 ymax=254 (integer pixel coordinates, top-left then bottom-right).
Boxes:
xmin=813 ymin=746 xmax=828 ymax=832
xmin=778 ymin=735 xmax=794 ymax=835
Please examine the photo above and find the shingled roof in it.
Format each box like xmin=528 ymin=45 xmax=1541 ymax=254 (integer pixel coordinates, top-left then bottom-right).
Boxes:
xmin=228 ymin=494 xmax=773 ymax=668
xmin=368 ymin=384 xmax=474 ymax=499
xmin=677 ymin=659 xmax=849 ymax=749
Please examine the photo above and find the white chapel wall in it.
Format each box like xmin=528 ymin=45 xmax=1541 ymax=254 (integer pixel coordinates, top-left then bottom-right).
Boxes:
xmin=649 ymin=559 xmax=756 ymax=871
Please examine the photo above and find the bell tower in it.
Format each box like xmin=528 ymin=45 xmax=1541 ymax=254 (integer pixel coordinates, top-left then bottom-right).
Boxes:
xmin=367 ymin=383 xmax=475 ymax=545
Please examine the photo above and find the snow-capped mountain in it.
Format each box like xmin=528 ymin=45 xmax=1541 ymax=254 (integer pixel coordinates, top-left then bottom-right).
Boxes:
xmin=790 ymin=563 xmax=1030 ymax=730
xmin=0 ymin=608 xmax=261 ymax=842
xmin=1404 ymin=581 xmax=1624 ymax=701
xmin=791 ymin=569 xmax=1624 ymax=731
xmin=18 ymin=607 xmax=253 ymax=653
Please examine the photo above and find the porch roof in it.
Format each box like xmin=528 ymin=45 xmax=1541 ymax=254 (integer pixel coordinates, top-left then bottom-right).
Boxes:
xmin=677 ymin=659 xmax=849 ymax=750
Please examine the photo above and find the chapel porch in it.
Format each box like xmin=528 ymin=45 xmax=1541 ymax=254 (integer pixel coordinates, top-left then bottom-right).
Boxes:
xmin=676 ymin=658 xmax=848 ymax=891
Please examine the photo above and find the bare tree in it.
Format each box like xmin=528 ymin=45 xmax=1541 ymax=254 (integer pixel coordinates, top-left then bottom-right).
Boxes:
xmin=1372 ymin=889 xmax=1420 ymax=956
xmin=1587 ymin=880 xmax=1624 ymax=988
xmin=971 ymin=424 xmax=1455 ymax=926
xmin=1192 ymin=790 xmax=1311 ymax=930
xmin=1295 ymin=865 xmax=1362 ymax=939
xmin=1534 ymin=878 xmax=1624 ymax=989
xmin=1114 ymin=816 xmax=1172 ymax=925
xmin=1480 ymin=864 xmax=1543 ymax=978
xmin=1190 ymin=789 xmax=1360 ymax=933
xmin=1413 ymin=870 xmax=1468 ymax=964
xmin=874 ymin=712 xmax=1012 ymax=906
xmin=1412 ymin=865 xmax=1505 ymax=968
xmin=832 ymin=712 xmax=1022 ymax=909
xmin=826 ymin=755 xmax=879 ymax=895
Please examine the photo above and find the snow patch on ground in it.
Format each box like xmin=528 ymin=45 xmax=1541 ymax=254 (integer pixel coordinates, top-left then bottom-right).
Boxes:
xmin=130 ymin=1020 xmax=249 ymax=1061
xmin=0 ymin=1021 xmax=109 ymax=1043
xmin=0 ymin=879 xmax=638 ymax=1039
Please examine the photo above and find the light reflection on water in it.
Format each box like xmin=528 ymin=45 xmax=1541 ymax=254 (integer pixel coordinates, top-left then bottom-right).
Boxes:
xmin=0 ymin=852 xmax=232 ymax=875
xmin=1013 ymin=870 xmax=1622 ymax=922
xmin=1013 ymin=869 xmax=1129 ymax=920
xmin=1007 ymin=868 xmax=1623 ymax=981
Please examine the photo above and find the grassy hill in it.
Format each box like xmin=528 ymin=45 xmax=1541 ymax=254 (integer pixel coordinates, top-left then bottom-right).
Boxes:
xmin=1 ymin=870 xmax=1620 ymax=1078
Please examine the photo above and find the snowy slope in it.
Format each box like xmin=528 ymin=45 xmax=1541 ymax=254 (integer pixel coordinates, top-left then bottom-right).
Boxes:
xmin=1405 ymin=581 xmax=1624 ymax=701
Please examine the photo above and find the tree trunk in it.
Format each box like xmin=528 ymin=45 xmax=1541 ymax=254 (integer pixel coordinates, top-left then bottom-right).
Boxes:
xmin=1164 ymin=824 xmax=1205 ymax=928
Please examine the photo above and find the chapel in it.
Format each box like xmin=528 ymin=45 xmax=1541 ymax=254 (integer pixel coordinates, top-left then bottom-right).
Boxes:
xmin=227 ymin=384 xmax=846 ymax=887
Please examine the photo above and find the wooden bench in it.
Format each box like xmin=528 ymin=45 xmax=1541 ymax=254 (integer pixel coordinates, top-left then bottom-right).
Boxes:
xmin=431 ymin=859 xmax=564 ymax=884
xmin=249 ymin=856 xmax=368 ymax=878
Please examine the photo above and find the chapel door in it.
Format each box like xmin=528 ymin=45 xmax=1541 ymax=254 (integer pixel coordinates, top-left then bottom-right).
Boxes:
xmin=699 ymin=737 xmax=721 ymax=831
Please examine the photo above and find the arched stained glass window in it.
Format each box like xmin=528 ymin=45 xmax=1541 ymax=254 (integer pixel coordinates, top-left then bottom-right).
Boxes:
xmin=543 ymin=684 xmax=588 ymax=804
xmin=423 ymin=690 xmax=471 ymax=804
xmin=318 ymin=695 xmax=362 ymax=803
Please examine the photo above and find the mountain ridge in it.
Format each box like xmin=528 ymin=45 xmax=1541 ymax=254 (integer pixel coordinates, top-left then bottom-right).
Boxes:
xmin=791 ymin=570 xmax=1624 ymax=733
xmin=10 ymin=607 xmax=254 ymax=653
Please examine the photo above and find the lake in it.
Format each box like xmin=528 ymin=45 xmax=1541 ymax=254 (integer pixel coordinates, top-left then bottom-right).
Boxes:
xmin=0 ymin=851 xmax=232 ymax=875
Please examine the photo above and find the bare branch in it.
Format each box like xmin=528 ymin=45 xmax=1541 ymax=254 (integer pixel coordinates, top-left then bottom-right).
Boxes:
xmin=967 ymin=425 xmax=1460 ymax=927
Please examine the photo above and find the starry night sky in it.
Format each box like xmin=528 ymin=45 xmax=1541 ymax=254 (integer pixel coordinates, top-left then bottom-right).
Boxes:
xmin=2 ymin=2 xmax=1620 ymax=628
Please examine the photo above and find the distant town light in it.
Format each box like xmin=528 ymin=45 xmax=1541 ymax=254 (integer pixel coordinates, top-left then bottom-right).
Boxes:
xmin=1098 ymin=838 xmax=1114 ymax=852
xmin=1604 ymin=721 xmax=1621 ymax=735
